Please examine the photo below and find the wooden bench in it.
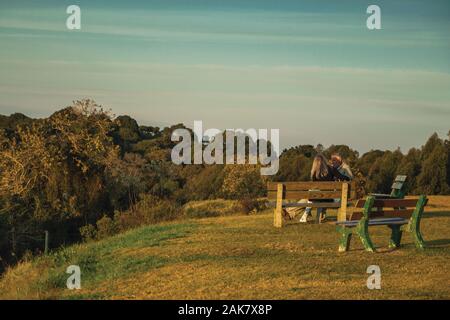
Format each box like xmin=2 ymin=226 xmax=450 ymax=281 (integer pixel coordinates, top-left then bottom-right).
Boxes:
xmin=335 ymin=195 xmax=428 ymax=252
xmin=370 ymin=175 xmax=407 ymax=199
xmin=267 ymin=181 xmax=356 ymax=227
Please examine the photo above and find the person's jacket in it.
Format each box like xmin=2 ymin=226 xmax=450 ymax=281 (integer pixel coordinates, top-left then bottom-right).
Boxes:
xmin=336 ymin=162 xmax=353 ymax=181
xmin=311 ymin=165 xmax=350 ymax=182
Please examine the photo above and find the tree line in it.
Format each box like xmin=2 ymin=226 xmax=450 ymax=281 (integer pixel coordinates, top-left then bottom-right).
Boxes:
xmin=0 ymin=99 xmax=449 ymax=271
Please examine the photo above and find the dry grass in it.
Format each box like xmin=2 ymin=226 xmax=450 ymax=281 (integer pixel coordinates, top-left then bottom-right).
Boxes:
xmin=1 ymin=196 xmax=449 ymax=300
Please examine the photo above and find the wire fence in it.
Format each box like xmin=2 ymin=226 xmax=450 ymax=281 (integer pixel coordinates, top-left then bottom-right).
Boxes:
xmin=6 ymin=229 xmax=82 ymax=257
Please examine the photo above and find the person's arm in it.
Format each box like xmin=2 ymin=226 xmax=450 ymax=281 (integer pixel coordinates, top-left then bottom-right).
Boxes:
xmin=330 ymin=166 xmax=350 ymax=181
xmin=341 ymin=163 xmax=354 ymax=180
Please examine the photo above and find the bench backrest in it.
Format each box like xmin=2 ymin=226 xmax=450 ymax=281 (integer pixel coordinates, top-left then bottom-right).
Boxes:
xmin=350 ymin=196 xmax=428 ymax=221
xmin=390 ymin=175 xmax=407 ymax=198
xmin=267 ymin=181 xmax=356 ymax=201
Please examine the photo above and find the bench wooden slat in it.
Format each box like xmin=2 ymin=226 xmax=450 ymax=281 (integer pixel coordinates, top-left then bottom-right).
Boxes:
xmin=369 ymin=193 xmax=391 ymax=198
xmin=349 ymin=209 xmax=414 ymax=221
xmin=268 ymin=190 xmax=343 ymax=200
xmin=355 ymin=198 xmax=419 ymax=208
xmin=394 ymin=175 xmax=407 ymax=182
xmin=283 ymin=202 xmax=341 ymax=208
xmin=267 ymin=181 xmax=345 ymax=191
xmin=391 ymin=182 xmax=404 ymax=190
xmin=268 ymin=201 xmax=341 ymax=208
xmin=337 ymin=218 xmax=409 ymax=227
xmin=338 ymin=217 xmax=407 ymax=224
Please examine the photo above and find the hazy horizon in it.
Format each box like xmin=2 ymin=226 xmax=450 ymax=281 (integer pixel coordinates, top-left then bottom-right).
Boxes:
xmin=1 ymin=0 xmax=449 ymax=153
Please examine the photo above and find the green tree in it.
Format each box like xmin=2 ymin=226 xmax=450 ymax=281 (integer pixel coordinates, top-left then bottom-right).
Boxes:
xmin=181 ymin=165 xmax=225 ymax=201
xmin=356 ymin=150 xmax=385 ymax=176
xmin=416 ymin=142 xmax=449 ymax=195
xmin=273 ymin=145 xmax=316 ymax=181
xmin=421 ymin=132 xmax=442 ymax=159
xmin=366 ymin=149 xmax=403 ymax=193
xmin=446 ymin=130 xmax=450 ymax=187
xmin=106 ymin=152 xmax=149 ymax=210
xmin=396 ymin=148 xmax=422 ymax=194
xmin=113 ymin=115 xmax=141 ymax=152
xmin=324 ymin=145 xmax=359 ymax=166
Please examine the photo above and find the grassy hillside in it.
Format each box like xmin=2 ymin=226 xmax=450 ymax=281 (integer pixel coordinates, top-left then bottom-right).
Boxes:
xmin=1 ymin=196 xmax=449 ymax=300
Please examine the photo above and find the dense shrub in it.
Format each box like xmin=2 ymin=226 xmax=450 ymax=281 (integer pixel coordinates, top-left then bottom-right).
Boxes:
xmin=106 ymin=195 xmax=181 ymax=233
xmin=96 ymin=216 xmax=119 ymax=240
xmin=79 ymin=224 xmax=97 ymax=242
xmin=221 ymin=165 xmax=267 ymax=199
xmin=239 ymin=198 xmax=268 ymax=214
xmin=182 ymin=199 xmax=243 ymax=218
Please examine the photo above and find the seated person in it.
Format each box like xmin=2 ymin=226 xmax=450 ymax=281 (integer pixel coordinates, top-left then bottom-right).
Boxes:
xmin=288 ymin=154 xmax=335 ymax=223
xmin=330 ymin=153 xmax=353 ymax=181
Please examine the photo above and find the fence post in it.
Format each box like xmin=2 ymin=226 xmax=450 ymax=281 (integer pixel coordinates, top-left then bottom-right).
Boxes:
xmin=44 ymin=230 xmax=49 ymax=255
xmin=11 ymin=227 xmax=16 ymax=257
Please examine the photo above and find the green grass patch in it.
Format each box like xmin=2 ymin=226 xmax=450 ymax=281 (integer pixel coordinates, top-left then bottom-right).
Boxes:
xmin=33 ymin=223 xmax=195 ymax=293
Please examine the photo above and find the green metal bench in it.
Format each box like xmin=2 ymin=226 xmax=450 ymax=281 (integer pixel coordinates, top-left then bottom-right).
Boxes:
xmin=335 ymin=195 xmax=428 ymax=252
xmin=370 ymin=175 xmax=407 ymax=199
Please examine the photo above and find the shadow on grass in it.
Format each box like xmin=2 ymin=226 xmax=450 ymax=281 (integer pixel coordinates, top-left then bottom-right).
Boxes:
xmin=423 ymin=211 xmax=450 ymax=218
xmin=425 ymin=238 xmax=450 ymax=248
xmin=282 ymin=215 xmax=338 ymax=227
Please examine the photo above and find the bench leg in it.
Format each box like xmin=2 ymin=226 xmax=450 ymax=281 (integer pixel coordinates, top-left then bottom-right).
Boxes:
xmin=274 ymin=184 xmax=284 ymax=228
xmin=356 ymin=220 xmax=375 ymax=252
xmin=315 ymin=208 xmax=321 ymax=224
xmin=410 ymin=225 xmax=426 ymax=249
xmin=388 ymin=225 xmax=403 ymax=249
xmin=337 ymin=226 xmax=353 ymax=252
xmin=408 ymin=195 xmax=427 ymax=249
xmin=274 ymin=207 xmax=283 ymax=228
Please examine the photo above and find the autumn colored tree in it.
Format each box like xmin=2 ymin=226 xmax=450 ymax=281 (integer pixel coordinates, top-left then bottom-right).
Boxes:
xmin=221 ymin=164 xmax=266 ymax=199
xmin=0 ymin=99 xmax=119 ymax=260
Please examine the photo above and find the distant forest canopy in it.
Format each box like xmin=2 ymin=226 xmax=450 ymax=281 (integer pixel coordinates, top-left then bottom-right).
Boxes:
xmin=0 ymin=99 xmax=449 ymax=270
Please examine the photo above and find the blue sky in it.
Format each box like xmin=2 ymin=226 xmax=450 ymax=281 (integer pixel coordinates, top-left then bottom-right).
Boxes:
xmin=0 ymin=0 xmax=449 ymax=152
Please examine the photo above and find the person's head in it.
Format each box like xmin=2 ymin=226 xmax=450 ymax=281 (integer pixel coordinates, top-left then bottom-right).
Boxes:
xmin=330 ymin=154 xmax=343 ymax=168
xmin=311 ymin=154 xmax=329 ymax=180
